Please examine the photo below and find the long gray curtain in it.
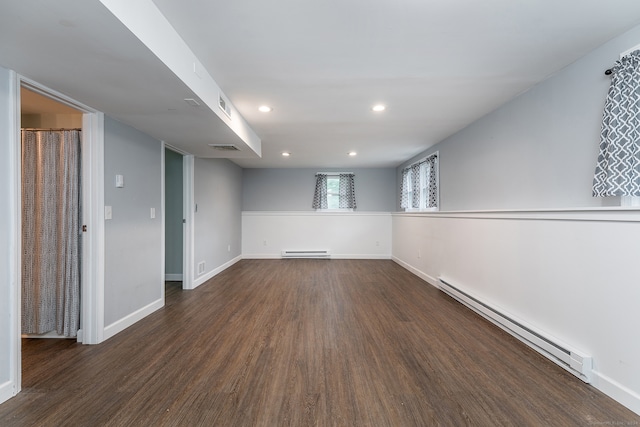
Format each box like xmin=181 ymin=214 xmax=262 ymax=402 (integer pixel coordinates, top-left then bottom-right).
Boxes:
xmin=400 ymin=168 xmax=410 ymax=209
xmin=593 ymin=50 xmax=640 ymax=197
xmin=312 ymin=174 xmax=328 ymax=209
xmin=338 ymin=173 xmax=356 ymax=209
xmin=22 ymin=129 xmax=81 ymax=337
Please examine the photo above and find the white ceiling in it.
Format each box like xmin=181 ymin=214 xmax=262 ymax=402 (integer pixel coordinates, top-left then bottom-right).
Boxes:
xmin=2 ymin=1 xmax=640 ymax=168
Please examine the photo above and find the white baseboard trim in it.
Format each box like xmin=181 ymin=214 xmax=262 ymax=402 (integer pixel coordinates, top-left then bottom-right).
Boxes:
xmin=391 ymin=256 xmax=439 ymax=288
xmin=0 ymin=380 xmax=17 ymax=406
xmin=165 ymin=274 xmax=183 ymax=281
xmin=591 ymin=370 xmax=640 ymax=415
xmin=242 ymin=253 xmax=392 ymax=260
xmin=103 ymin=297 xmax=164 ymax=341
xmin=192 ymin=255 xmax=242 ymax=289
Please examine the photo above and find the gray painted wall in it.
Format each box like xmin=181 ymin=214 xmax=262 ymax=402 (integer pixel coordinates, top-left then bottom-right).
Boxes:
xmin=165 ymin=148 xmax=183 ymax=277
xmin=104 ymin=118 xmax=163 ymax=326
xmin=194 ymin=158 xmax=243 ymax=275
xmin=0 ymin=66 xmax=14 ymax=394
xmin=398 ymin=25 xmax=640 ymax=211
xmin=243 ymin=168 xmax=396 ymax=211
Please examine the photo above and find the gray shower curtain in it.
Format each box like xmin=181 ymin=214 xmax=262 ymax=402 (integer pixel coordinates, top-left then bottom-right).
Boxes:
xmin=21 ymin=129 xmax=81 ymax=337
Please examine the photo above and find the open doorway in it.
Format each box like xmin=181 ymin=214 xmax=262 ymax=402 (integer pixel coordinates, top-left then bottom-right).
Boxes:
xmin=165 ymin=147 xmax=184 ymax=289
xmin=20 ymin=87 xmax=83 ymax=339
xmin=163 ymin=146 xmax=194 ymax=291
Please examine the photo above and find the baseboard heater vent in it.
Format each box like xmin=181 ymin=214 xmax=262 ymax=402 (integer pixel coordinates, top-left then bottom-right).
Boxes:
xmin=438 ymin=277 xmax=592 ymax=383
xmin=281 ymin=250 xmax=330 ymax=259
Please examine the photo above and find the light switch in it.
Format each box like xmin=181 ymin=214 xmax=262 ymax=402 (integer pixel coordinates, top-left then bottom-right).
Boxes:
xmin=150 ymin=207 xmax=156 ymax=219
xmin=105 ymin=205 xmax=113 ymax=220
xmin=115 ymin=174 xmax=124 ymax=188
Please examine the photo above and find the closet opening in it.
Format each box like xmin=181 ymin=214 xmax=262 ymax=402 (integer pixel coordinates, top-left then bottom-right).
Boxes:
xmin=20 ymin=87 xmax=83 ymax=340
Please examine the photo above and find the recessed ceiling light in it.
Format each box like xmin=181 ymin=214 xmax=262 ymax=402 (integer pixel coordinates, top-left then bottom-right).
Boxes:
xmin=282 ymin=152 xmax=290 ymax=157
xmin=258 ymin=105 xmax=273 ymax=113
xmin=348 ymin=151 xmax=357 ymax=156
xmin=372 ymin=104 xmax=386 ymax=112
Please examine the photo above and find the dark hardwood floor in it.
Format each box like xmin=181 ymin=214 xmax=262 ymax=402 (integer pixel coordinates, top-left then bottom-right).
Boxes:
xmin=2 ymin=259 xmax=638 ymax=426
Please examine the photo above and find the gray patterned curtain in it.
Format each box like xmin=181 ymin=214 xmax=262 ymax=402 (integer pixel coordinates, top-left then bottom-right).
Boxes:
xmin=593 ymin=50 xmax=640 ymax=197
xmin=410 ymin=162 xmax=421 ymax=208
xmin=400 ymin=153 xmax=438 ymax=209
xmin=400 ymin=168 xmax=410 ymax=208
xmin=312 ymin=173 xmax=328 ymax=209
xmin=22 ymin=129 xmax=81 ymax=337
xmin=338 ymin=173 xmax=356 ymax=209
xmin=425 ymin=154 xmax=438 ymax=208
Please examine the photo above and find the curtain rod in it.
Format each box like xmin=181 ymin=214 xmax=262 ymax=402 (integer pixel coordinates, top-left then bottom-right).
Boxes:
xmin=402 ymin=151 xmax=438 ymax=170
xmin=316 ymin=172 xmax=354 ymax=175
xmin=21 ymin=128 xmax=82 ymax=131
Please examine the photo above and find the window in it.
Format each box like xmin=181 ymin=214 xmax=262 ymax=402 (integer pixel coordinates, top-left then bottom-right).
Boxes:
xmin=326 ymin=176 xmax=341 ymax=209
xmin=401 ymin=152 xmax=438 ymax=211
xmin=312 ymin=173 xmax=356 ymax=210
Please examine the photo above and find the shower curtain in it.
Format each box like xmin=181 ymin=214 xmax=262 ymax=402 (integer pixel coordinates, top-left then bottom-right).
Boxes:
xmin=21 ymin=129 xmax=81 ymax=337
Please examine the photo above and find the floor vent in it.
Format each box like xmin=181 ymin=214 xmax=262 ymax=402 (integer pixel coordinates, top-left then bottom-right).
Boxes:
xmin=438 ymin=277 xmax=592 ymax=383
xmin=281 ymin=250 xmax=330 ymax=259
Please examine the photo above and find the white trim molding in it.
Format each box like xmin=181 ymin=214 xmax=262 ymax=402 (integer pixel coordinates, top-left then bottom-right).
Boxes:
xmin=182 ymin=155 xmax=195 ymax=290
xmin=103 ymin=297 xmax=164 ymax=341
xmin=393 ymin=206 xmax=640 ymax=222
xmin=7 ymin=69 xmax=21 ymax=403
xmin=81 ymin=111 xmax=105 ymax=345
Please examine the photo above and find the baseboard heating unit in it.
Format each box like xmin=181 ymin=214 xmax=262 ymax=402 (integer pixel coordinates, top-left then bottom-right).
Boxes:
xmin=281 ymin=250 xmax=330 ymax=259
xmin=438 ymin=277 xmax=592 ymax=383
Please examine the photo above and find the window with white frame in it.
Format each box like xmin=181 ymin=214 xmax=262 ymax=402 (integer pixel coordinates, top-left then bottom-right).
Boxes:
xmin=400 ymin=153 xmax=438 ymax=211
xmin=312 ymin=173 xmax=356 ymax=210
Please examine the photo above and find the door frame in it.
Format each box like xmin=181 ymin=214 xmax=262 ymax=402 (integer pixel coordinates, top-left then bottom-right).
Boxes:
xmin=10 ymin=75 xmax=105 ymax=395
xmin=163 ymin=143 xmax=194 ymax=290
xmin=19 ymin=77 xmax=105 ymax=345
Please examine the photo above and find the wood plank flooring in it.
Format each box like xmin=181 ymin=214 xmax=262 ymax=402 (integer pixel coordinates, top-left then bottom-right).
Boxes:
xmin=1 ymin=259 xmax=638 ymax=426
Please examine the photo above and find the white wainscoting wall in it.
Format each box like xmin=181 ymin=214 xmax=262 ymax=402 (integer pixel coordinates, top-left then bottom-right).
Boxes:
xmin=242 ymin=211 xmax=392 ymax=259
xmin=392 ymin=208 xmax=640 ymax=415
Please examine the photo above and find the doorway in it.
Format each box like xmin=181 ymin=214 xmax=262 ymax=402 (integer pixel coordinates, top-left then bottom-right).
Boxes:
xmin=16 ymin=77 xmax=106 ymax=348
xmin=20 ymin=87 xmax=83 ymax=339
xmin=164 ymin=147 xmax=184 ymax=288
xmin=163 ymin=146 xmax=194 ymax=290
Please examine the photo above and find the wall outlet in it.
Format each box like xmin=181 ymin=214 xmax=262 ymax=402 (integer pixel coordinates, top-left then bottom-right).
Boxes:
xmin=197 ymin=261 xmax=205 ymax=275
xmin=263 ymin=240 xmax=267 ymax=246
xmin=227 ymin=244 xmax=231 ymax=252
xmin=105 ymin=205 xmax=113 ymax=220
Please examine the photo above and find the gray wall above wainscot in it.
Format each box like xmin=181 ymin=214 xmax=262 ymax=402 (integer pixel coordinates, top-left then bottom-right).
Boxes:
xmin=242 ymin=168 xmax=396 ymax=212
